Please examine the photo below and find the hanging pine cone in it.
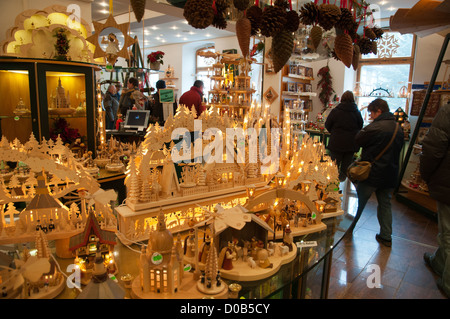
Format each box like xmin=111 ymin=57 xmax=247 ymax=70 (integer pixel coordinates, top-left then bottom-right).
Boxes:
xmin=334 ymin=33 xmax=353 ymax=68
xmin=352 ymin=44 xmax=360 ymax=71
xmin=212 ymin=13 xmax=227 ymax=29
xmin=310 ymin=25 xmax=322 ymax=50
xmin=358 ymin=37 xmax=373 ymax=55
xmin=233 ymin=0 xmax=249 ymax=11
xmin=330 ymin=49 xmax=340 ymax=61
xmin=299 ymin=2 xmax=319 ymax=26
xmin=184 ymin=0 xmax=215 ymax=29
xmin=371 ymin=41 xmax=378 ymax=55
xmin=274 ymin=0 xmax=290 ymax=10
xmin=130 ymin=0 xmax=146 ymax=23
xmin=364 ymin=27 xmax=376 ymax=40
xmin=260 ymin=5 xmax=287 ymax=38
xmin=271 ymin=30 xmax=294 ymax=73
xmin=318 ymin=4 xmax=341 ymax=31
xmin=372 ymin=26 xmax=384 ymax=40
xmin=236 ymin=17 xmax=251 ymax=57
xmin=246 ymin=5 xmax=263 ymax=36
xmin=212 ymin=0 xmax=228 ymax=29
xmin=335 ymin=8 xmax=355 ymax=32
xmin=285 ymin=10 xmax=300 ymax=32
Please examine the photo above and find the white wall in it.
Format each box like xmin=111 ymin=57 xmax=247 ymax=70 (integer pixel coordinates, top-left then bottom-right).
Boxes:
xmin=0 ymin=0 xmax=92 ymax=44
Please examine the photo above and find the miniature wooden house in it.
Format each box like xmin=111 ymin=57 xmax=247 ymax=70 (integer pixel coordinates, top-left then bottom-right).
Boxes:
xmin=69 ymin=209 xmax=116 ymax=258
xmin=324 ymin=197 xmax=339 ymax=213
xmin=139 ymin=211 xmax=184 ymax=294
xmin=20 ymin=174 xmax=69 ymax=227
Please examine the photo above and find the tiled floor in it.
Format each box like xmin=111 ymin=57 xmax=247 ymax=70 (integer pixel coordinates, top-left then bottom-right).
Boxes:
xmin=328 ymin=182 xmax=447 ymax=299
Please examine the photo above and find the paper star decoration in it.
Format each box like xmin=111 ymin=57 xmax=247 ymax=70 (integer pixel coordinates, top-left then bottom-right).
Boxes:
xmin=377 ymin=33 xmax=400 ymax=59
xmin=86 ymin=14 xmax=135 ymax=60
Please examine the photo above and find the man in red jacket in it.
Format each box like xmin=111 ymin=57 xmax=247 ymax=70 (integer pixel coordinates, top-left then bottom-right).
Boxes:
xmin=179 ymin=80 xmax=206 ymax=117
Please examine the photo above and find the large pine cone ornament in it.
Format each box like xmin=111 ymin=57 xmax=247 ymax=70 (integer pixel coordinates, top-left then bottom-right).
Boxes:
xmin=318 ymin=4 xmax=341 ymax=31
xmin=236 ymin=17 xmax=251 ymax=57
xmin=285 ymin=10 xmax=300 ymax=32
xmin=372 ymin=27 xmax=384 ymax=40
xmin=233 ymin=0 xmax=249 ymax=11
xmin=274 ymin=0 xmax=290 ymax=10
xmin=371 ymin=41 xmax=378 ymax=55
xmin=358 ymin=37 xmax=373 ymax=55
xmin=364 ymin=27 xmax=376 ymax=40
xmin=310 ymin=25 xmax=322 ymax=50
xmin=184 ymin=0 xmax=215 ymax=29
xmin=260 ymin=5 xmax=287 ymax=37
xmin=212 ymin=12 xmax=227 ymax=29
xmin=130 ymin=0 xmax=146 ymax=23
xmin=334 ymin=33 xmax=353 ymax=68
xmin=335 ymin=8 xmax=355 ymax=32
xmin=247 ymin=5 xmax=263 ymax=36
xmin=299 ymin=2 xmax=319 ymax=26
xmin=271 ymin=30 xmax=294 ymax=73
xmin=212 ymin=0 xmax=229 ymax=29
xmin=352 ymin=44 xmax=360 ymax=71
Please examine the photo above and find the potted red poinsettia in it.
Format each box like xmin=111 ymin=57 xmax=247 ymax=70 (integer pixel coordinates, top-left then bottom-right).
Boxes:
xmin=147 ymin=51 xmax=165 ymax=70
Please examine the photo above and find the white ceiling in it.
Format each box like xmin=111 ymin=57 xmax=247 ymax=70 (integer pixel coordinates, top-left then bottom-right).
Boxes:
xmin=91 ymin=0 xmax=422 ymax=48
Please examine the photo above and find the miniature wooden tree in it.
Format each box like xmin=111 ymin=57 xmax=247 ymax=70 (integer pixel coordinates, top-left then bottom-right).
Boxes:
xmin=5 ymin=202 xmax=19 ymax=226
xmin=127 ymin=159 xmax=141 ymax=204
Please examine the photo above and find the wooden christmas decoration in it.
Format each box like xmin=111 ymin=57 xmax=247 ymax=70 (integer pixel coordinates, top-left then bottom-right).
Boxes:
xmin=334 ymin=33 xmax=353 ymax=68
xmin=130 ymin=0 xmax=146 ymax=23
xmin=236 ymin=17 xmax=252 ymax=58
xmin=86 ymin=15 xmax=135 ymax=68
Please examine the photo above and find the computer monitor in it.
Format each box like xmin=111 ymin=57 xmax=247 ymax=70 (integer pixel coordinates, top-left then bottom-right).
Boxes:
xmin=123 ymin=110 xmax=150 ymax=131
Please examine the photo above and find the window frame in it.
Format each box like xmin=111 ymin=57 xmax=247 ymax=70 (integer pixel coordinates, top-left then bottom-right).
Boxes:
xmin=356 ymin=31 xmax=417 ymax=115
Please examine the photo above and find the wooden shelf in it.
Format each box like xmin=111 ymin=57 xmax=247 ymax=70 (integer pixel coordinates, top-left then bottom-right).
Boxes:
xmin=161 ymin=77 xmax=178 ymax=80
xmin=286 ymin=74 xmax=314 ymax=81
xmin=282 ymin=91 xmax=317 ymax=97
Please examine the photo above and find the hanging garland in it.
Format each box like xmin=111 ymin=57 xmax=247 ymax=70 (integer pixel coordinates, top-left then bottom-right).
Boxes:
xmin=317 ymin=65 xmax=335 ymax=112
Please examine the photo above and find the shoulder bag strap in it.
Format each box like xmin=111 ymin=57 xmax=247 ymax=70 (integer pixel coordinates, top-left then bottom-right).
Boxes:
xmin=372 ymin=122 xmax=399 ymax=163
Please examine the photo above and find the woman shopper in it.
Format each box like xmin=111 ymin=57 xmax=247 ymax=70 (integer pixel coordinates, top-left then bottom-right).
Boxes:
xmin=350 ymin=98 xmax=404 ymax=247
xmin=325 ymin=90 xmax=363 ymax=181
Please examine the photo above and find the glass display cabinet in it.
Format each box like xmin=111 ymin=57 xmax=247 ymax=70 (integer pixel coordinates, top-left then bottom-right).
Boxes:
xmin=0 ymin=57 xmax=100 ymax=154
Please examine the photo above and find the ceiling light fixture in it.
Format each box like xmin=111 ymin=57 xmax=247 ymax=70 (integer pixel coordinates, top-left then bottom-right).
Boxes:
xmin=387 ymin=6 xmax=396 ymax=11
xmin=99 ymin=2 xmax=108 ymax=7
xmin=100 ymin=9 xmax=108 ymax=14
xmin=151 ymin=26 xmax=159 ymax=30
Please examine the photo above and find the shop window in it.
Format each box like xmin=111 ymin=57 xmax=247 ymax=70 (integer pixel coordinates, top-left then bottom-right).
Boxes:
xmin=356 ymin=32 xmax=416 ymax=120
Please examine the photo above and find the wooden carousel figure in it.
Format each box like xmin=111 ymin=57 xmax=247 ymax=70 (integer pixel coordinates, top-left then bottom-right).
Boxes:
xmin=101 ymin=33 xmax=120 ymax=70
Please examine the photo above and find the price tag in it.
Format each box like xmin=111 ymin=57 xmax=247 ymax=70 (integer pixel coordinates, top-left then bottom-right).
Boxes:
xmin=296 ymin=241 xmax=317 ymax=248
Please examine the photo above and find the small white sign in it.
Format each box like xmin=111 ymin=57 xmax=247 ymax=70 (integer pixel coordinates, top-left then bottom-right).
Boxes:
xmin=296 ymin=241 xmax=317 ymax=248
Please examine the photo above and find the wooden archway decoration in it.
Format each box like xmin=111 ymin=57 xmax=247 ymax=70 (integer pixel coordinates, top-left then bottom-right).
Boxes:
xmin=244 ymin=188 xmax=321 ymax=224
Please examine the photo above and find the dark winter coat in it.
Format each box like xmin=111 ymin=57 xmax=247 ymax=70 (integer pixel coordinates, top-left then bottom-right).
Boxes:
xmin=150 ymin=91 xmax=177 ymax=125
xmin=420 ymin=103 xmax=450 ymax=205
xmin=103 ymin=91 xmax=119 ymax=123
xmin=355 ymin=112 xmax=404 ymax=188
xmin=325 ymin=102 xmax=363 ymax=153
xmin=179 ymin=86 xmax=205 ymax=117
